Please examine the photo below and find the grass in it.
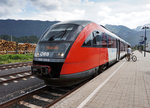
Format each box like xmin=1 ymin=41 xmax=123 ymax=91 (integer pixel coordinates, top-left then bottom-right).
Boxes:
xmin=0 ymin=53 xmax=33 ymax=64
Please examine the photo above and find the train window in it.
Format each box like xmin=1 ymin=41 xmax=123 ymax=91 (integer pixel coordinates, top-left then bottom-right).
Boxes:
xmin=124 ymin=43 xmax=126 ymax=51
xmin=102 ymin=33 xmax=108 ymax=48
xmin=111 ymin=38 xmax=116 ymax=48
xmin=123 ymin=43 xmax=125 ymax=51
xmin=107 ymin=35 xmax=112 ymax=48
xmin=120 ymin=42 xmax=125 ymax=51
xmin=120 ymin=42 xmax=122 ymax=51
xmin=125 ymin=44 xmax=128 ymax=51
xmin=83 ymin=32 xmax=93 ymax=46
xmin=93 ymin=32 xmax=97 ymax=45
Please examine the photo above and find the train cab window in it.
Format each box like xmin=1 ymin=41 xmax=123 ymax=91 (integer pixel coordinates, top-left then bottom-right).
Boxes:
xmin=93 ymin=31 xmax=102 ymax=47
xmin=83 ymin=32 xmax=93 ymax=46
xmin=83 ymin=31 xmax=103 ymax=47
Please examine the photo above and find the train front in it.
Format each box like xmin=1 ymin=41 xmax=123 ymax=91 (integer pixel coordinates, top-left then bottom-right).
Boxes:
xmin=31 ymin=22 xmax=83 ymax=86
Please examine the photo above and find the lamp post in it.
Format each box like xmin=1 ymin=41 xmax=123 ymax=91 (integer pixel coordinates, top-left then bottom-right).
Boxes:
xmin=139 ymin=36 xmax=144 ymax=51
xmin=142 ymin=26 xmax=149 ymax=57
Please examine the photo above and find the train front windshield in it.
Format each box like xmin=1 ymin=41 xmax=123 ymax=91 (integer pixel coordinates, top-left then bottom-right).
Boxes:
xmin=34 ymin=24 xmax=83 ymax=59
xmin=41 ymin=24 xmax=82 ymax=41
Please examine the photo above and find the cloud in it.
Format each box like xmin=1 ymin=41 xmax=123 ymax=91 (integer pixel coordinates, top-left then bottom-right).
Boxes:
xmin=146 ymin=4 xmax=150 ymax=9
xmin=0 ymin=0 xmax=26 ymax=17
xmin=27 ymin=0 xmax=86 ymax=21
xmin=30 ymin=0 xmax=150 ymax=28
xmin=30 ymin=0 xmax=61 ymax=11
xmin=0 ymin=0 xmax=150 ymax=28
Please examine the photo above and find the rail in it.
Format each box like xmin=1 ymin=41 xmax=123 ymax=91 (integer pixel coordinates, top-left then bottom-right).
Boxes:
xmin=0 ymin=62 xmax=32 ymax=71
xmin=0 ymin=70 xmax=32 ymax=84
xmin=0 ymin=80 xmax=88 ymax=108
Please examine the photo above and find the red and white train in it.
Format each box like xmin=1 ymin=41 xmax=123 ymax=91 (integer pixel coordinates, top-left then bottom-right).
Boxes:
xmin=31 ymin=20 xmax=130 ymax=86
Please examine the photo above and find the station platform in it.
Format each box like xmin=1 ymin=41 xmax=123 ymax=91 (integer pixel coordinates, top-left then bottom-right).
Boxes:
xmin=51 ymin=51 xmax=150 ymax=108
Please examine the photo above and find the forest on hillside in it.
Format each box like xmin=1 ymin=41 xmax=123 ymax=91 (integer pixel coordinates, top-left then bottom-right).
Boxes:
xmin=0 ymin=35 xmax=39 ymax=43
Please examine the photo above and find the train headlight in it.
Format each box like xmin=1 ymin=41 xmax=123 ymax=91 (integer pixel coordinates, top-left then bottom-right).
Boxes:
xmin=58 ymin=52 xmax=64 ymax=57
xmin=34 ymin=52 xmax=39 ymax=57
xmin=53 ymin=52 xmax=65 ymax=58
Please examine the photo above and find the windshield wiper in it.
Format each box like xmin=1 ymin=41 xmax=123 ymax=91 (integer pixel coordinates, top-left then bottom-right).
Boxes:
xmin=48 ymin=28 xmax=69 ymax=41
xmin=48 ymin=31 xmax=64 ymax=41
xmin=59 ymin=29 xmax=68 ymax=39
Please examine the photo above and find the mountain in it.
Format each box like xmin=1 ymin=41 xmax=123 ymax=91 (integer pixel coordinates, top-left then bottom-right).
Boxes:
xmin=105 ymin=24 xmax=150 ymax=46
xmin=135 ymin=26 xmax=143 ymax=31
xmin=0 ymin=19 xmax=149 ymax=46
xmin=0 ymin=19 xmax=59 ymax=37
xmin=135 ymin=24 xmax=150 ymax=31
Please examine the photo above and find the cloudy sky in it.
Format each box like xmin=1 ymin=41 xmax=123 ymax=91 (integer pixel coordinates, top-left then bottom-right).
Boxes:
xmin=0 ymin=0 xmax=150 ymax=29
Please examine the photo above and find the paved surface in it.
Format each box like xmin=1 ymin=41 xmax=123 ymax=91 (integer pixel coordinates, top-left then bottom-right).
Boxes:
xmin=51 ymin=51 xmax=150 ymax=108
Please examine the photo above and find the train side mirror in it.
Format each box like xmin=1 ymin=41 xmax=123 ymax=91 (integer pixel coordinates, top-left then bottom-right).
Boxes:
xmin=96 ymin=31 xmax=99 ymax=34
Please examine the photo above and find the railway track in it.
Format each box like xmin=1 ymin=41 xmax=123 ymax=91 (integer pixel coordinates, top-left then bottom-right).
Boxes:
xmin=0 ymin=70 xmax=32 ymax=85
xmin=0 ymin=61 xmax=117 ymax=108
xmin=0 ymin=61 xmax=86 ymax=107
xmin=0 ymin=62 xmax=32 ymax=71
xmin=0 ymin=81 xmax=86 ymax=108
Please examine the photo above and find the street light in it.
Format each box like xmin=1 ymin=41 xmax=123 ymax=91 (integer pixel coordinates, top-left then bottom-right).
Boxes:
xmin=142 ymin=26 xmax=149 ymax=57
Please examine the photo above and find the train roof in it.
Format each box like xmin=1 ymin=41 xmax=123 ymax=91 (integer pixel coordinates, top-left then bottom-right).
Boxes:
xmin=54 ymin=20 xmax=92 ymax=27
xmin=52 ymin=20 xmax=130 ymax=45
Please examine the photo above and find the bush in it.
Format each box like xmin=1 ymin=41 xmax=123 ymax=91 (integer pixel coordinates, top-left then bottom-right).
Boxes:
xmin=0 ymin=54 xmax=33 ymax=64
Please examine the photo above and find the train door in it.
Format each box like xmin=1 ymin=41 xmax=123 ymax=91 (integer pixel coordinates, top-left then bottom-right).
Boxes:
xmin=116 ymin=39 xmax=120 ymax=61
